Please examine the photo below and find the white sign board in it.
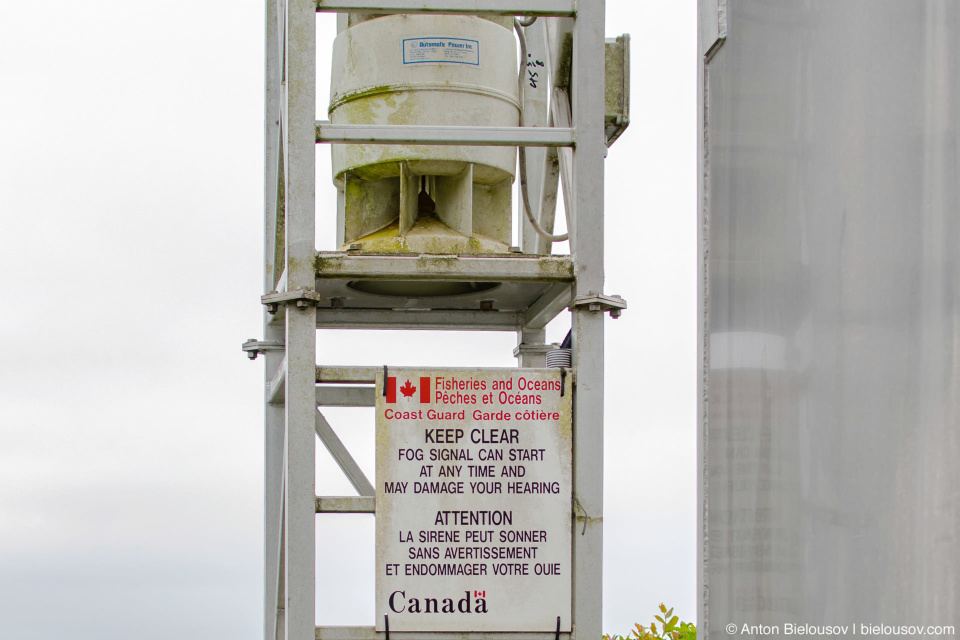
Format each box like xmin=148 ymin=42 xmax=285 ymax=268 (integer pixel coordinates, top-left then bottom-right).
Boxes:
xmin=375 ymin=367 xmax=572 ymax=632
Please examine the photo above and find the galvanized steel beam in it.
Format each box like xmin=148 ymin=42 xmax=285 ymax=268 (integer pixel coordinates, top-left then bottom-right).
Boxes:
xmin=282 ymin=2 xmax=318 ymax=639
xmin=550 ymin=88 xmax=575 ymax=226
xmin=263 ymin=2 xmax=285 ymax=638
xmin=569 ymin=3 xmax=607 ymax=640
xmin=316 ymin=366 xmax=379 ymax=384
xmin=316 ymin=496 xmax=376 ymax=513
xmin=316 ymin=411 xmax=375 ymax=497
xmin=275 ymin=501 xmax=286 ymax=640
xmin=316 ymin=122 xmax=574 ymax=147
xmin=315 ymin=385 xmax=375 ymax=407
xmin=315 ymin=628 xmax=574 ymax=640
xmin=315 ymin=0 xmax=576 ymax=17
xmin=315 ymin=252 xmax=574 ymax=282
xmin=523 ymin=282 xmax=573 ymax=329
xmin=268 ymin=356 xmax=287 ymax=405
xmin=316 ymin=308 xmax=523 ymax=330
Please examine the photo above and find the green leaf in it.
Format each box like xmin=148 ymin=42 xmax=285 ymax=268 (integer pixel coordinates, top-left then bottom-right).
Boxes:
xmin=614 ymin=604 xmax=696 ymax=640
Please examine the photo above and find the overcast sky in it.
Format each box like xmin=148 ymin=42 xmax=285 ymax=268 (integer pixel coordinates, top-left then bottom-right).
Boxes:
xmin=0 ymin=2 xmax=695 ymax=638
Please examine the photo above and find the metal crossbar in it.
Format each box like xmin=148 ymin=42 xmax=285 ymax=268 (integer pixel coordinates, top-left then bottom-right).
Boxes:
xmin=314 ymin=253 xmax=575 ymax=282
xmin=315 ymin=0 xmax=576 ymax=16
xmin=315 ymin=628 xmax=574 ymax=640
xmin=315 ymin=411 xmax=375 ymax=497
xmin=316 ymin=123 xmax=575 ymax=147
xmin=316 ymin=308 xmax=524 ymax=330
xmin=315 ymin=496 xmax=376 ymax=513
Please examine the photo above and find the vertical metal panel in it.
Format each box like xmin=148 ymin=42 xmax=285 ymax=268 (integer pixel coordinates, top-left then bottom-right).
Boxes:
xmin=701 ymin=1 xmax=960 ymax=636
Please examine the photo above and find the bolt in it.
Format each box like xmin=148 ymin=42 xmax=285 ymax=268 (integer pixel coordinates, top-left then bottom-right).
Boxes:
xmin=610 ymin=309 xmax=622 ymax=319
xmin=347 ymin=243 xmax=362 ymax=251
xmin=266 ymin=303 xmax=279 ymax=314
xmin=296 ymin=299 xmax=310 ymax=310
xmin=480 ymin=300 xmax=494 ymax=312
xmin=247 ymin=351 xmax=258 ymax=360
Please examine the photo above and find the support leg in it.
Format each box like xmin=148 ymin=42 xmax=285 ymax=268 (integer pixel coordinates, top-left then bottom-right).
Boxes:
xmin=283 ymin=1 xmax=317 ymax=638
xmin=569 ymin=2 xmax=607 ymax=638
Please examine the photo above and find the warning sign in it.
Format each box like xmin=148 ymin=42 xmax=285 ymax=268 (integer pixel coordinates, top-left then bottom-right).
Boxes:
xmin=375 ymin=368 xmax=572 ymax=632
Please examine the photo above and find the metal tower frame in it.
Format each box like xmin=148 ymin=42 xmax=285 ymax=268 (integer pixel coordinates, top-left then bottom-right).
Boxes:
xmin=250 ymin=2 xmax=621 ymax=639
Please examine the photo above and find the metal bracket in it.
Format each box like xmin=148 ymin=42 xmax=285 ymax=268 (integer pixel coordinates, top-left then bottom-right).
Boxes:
xmin=241 ymin=339 xmax=286 ymax=360
xmin=571 ymin=291 xmax=627 ymax=318
xmin=261 ymin=288 xmax=323 ymax=314
xmin=604 ymin=35 xmax=630 ymax=148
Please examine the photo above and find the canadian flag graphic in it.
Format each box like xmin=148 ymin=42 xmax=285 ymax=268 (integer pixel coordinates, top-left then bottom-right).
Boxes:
xmin=385 ymin=376 xmax=431 ymax=404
